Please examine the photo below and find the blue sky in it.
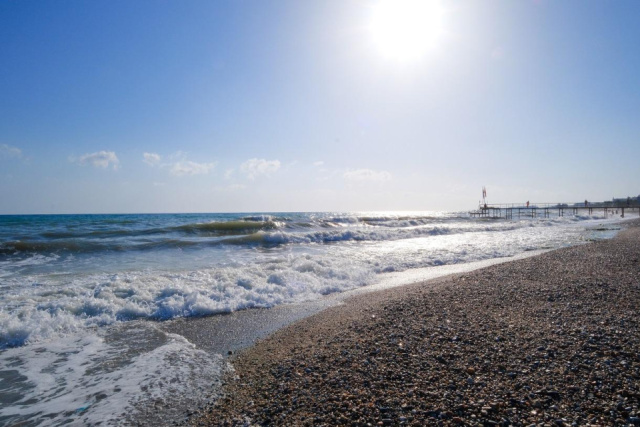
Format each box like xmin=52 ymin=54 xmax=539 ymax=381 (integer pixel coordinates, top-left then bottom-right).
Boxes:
xmin=1 ymin=0 xmax=639 ymax=214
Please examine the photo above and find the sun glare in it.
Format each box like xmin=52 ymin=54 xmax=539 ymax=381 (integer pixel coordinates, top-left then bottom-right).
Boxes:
xmin=369 ymin=0 xmax=444 ymax=61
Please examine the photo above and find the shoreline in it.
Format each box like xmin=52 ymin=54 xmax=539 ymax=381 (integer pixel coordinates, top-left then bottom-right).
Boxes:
xmin=162 ymin=251 xmax=551 ymax=358
xmin=162 ymin=217 xmax=628 ymax=360
xmin=191 ymin=218 xmax=640 ymax=426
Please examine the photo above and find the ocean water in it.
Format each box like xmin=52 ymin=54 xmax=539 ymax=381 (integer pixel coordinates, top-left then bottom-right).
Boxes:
xmin=0 ymin=211 xmax=626 ymax=425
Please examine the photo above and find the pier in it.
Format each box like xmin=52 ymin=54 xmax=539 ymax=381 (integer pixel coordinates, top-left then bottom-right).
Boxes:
xmin=470 ymin=202 xmax=640 ymax=220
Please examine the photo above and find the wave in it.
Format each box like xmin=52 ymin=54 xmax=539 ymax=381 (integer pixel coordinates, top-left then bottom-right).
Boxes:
xmin=35 ymin=220 xmax=285 ymax=241
xmin=241 ymin=215 xmax=291 ymax=222
xmin=218 ymin=222 xmax=520 ymax=247
xmin=0 ymin=240 xmax=111 ymax=256
xmin=0 ymin=213 xmax=605 ymax=258
xmin=0 ymin=218 xmax=554 ymax=256
xmin=171 ymin=220 xmax=283 ymax=235
xmin=0 ymin=238 xmax=211 ymax=256
xmin=0 ymin=253 xmax=376 ymax=348
xmin=40 ymin=228 xmax=162 ymax=239
xmin=0 ymin=213 xmax=626 ymax=349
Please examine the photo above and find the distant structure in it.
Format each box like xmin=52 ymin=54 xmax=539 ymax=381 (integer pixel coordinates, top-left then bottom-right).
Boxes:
xmin=481 ymin=186 xmax=487 ymax=209
xmin=470 ymin=188 xmax=640 ymax=219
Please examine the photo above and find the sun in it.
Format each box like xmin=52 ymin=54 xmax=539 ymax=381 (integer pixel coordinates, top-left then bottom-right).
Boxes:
xmin=369 ymin=0 xmax=444 ymax=61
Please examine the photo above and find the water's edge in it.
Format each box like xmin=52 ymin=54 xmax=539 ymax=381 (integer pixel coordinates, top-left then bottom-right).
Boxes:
xmin=0 ymin=216 xmax=630 ymax=426
xmin=163 ymin=220 xmax=637 ymax=425
xmin=162 ymin=249 xmax=550 ymax=357
xmin=162 ymin=250 xmax=558 ymax=425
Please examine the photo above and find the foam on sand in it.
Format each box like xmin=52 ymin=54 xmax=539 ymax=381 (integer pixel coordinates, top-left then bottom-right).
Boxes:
xmin=0 ymin=322 xmax=226 ymax=426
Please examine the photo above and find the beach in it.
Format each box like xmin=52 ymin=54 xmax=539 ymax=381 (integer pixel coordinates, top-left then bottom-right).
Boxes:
xmin=193 ymin=218 xmax=640 ymax=426
xmin=0 ymin=212 xmax=631 ymax=425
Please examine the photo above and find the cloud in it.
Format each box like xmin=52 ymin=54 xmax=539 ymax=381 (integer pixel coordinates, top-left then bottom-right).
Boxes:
xmin=240 ymin=158 xmax=281 ymax=180
xmin=343 ymin=168 xmax=392 ymax=183
xmin=313 ymin=161 xmax=324 ymax=167
xmin=143 ymin=152 xmax=161 ymax=166
xmin=142 ymin=151 xmax=217 ymax=177
xmin=170 ymin=160 xmax=217 ymax=176
xmin=224 ymin=169 xmax=235 ymax=180
xmin=77 ymin=151 xmax=120 ymax=170
xmin=0 ymin=144 xmax=22 ymax=158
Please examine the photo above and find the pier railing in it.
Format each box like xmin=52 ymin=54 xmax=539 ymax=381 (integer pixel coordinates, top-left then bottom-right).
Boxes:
xmin=470 ymin=202 xmax=640 ymax=219
xmin=482 ymin=201 xmax=640 ymax=209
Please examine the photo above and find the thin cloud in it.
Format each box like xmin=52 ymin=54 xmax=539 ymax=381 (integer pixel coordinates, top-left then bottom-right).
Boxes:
xmin=76 ymin=151 xmax=120 ymax=170
xmin=143 ymin=152 xmax=161 ymax=166
xmin=240 ymin=158 xmax=281 ymax=180
xmin=313 ymin=161 xmax=324 ymax=167
xmin=0 ymin=144 xmax=22 ymax=158
xmin=170 ymin=160 xmax=217 ymax=176
xmin=343 ymin=168 xmax=392 ymax=183
xmin=143 ymin=151 xmax=217 ymax=177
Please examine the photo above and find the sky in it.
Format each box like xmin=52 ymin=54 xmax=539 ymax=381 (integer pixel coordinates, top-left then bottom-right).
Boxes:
xmin=1 ymin=0 xmax=639 ymax=214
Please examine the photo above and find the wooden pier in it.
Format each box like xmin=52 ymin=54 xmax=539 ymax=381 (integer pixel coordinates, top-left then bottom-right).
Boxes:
xmin=470 ymin=203 xmax=640 ymax=220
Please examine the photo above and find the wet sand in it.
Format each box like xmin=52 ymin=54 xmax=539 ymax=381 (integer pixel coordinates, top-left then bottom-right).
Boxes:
xmin=164 ymin=255 xmax=546 ymax=358
xmin=192 ymin=219 xmax=640 ymax=426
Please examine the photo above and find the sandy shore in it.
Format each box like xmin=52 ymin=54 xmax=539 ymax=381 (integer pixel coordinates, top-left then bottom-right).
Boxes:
xmin=192 ymin=219 xmax=640 ymax=426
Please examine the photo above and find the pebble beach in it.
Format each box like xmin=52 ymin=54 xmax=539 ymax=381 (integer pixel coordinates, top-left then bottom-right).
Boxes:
xmin=193 ymin=219 xmax=640 ymax=426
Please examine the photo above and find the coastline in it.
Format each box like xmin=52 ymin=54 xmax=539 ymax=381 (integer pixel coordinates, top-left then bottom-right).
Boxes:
xmin=1 ymin=213 xmax=628 ymax=426
xmin=162 ymin=251 xmax=551 ymax=358
xmin=191 ymin=218 xmax=640 ymax=426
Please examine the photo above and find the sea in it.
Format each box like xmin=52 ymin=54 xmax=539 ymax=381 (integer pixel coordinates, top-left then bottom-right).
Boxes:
xmin=0 ymin=211 xmax=627 ymax=426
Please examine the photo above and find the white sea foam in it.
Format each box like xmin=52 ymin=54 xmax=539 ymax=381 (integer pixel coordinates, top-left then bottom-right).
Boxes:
xmin=0 ymin=253 xmax=376 ymax=347
xmin=0 ymin=323 xmax=225 ymax=426
xmin=0 ymin=214 xmax=626 ymax=349
xmin=0 ymin=214 xmax=624 ymax=347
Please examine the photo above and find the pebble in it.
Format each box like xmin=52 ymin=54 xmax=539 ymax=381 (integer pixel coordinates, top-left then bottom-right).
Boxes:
xmin=191 ymin=220 xmax=640 ymax=426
